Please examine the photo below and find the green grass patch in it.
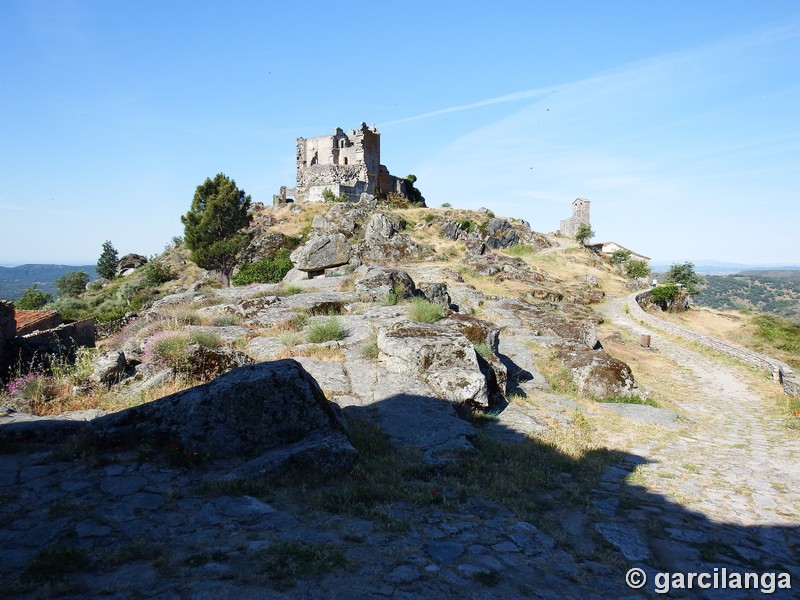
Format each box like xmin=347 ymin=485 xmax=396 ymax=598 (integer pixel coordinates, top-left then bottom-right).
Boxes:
xmin=407 ymin=298 xmax=445 ymax=323
xmin=189 ymin=330 xmax=222 ymax=348
xmin=360 ymin=337 xmax=379 ymax=360
xmin=259 ymin=541 xmax=348 ymax=590
xmin=505 ymin=243 xmax=536 ymax=257
xmin=381 ymin=289 xmax=399 ymax=306
xmin=306 ymin=316 xmax=346 ymax=343
xmin=22 ymin=545 xmax=90 ymax=582
xmin=231 ymin=249 xmax=294 ymax=286
xmin=473 ymin=342 xmax=493 ymax=358
xmin=596 ymin=394 xmax=660 ymax=408
xmin=210 ymin=313 xmax=241 ymax=326
xmin=753 ymin=314 xmax=800 ymax=356
xmin=278 ymin=332 xmax=304 ymax=347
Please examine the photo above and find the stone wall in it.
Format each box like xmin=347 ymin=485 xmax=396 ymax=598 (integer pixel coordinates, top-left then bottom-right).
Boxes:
xmin=0 ymin=301 xmax=15 ymax=378
xmin=16 ymin=319 xmax=96 ymax=368
xmin=559 ymin=197 xmax=591 ymax=238
xmin=295 ymin=123 xmax=404 ymax=203
xmin=630 ymin=291 xmax=799 ymax=396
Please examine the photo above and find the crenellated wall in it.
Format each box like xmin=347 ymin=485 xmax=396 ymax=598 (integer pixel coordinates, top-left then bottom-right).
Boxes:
xmin=630 ymin=290 xmax=798 ymax=396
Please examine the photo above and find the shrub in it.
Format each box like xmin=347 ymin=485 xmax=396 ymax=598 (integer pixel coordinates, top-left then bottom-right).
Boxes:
xmin=752 ymin=314 xmax=800 ymax=355
xmin=459 ymin=219 xmax=477 ymax=234
xmin=423 ymin=213 xmax=436 ymax=224
xmin=47 ymin=296 xmax=88 ymax=322
xmin=408 ymin=298 xmax=445 ymax=323
xmin=307 ymin=317 xmax=346 ymax=343
xmin=140 ymin=260 xmax=175 ymax=286
xmin=232 ymin=249 xmax=294 ymax=286
xmin=649 ymin=285 xmax=680 ymax=310
xmin=146 ymin=332 xmax=191 ymax=372
xmin=441 ymin=202 xmax=452 ymax=208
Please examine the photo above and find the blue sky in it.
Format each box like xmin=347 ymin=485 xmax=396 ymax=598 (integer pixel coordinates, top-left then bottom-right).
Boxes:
xmin=1 ymin=1 xmax=799 ymax=266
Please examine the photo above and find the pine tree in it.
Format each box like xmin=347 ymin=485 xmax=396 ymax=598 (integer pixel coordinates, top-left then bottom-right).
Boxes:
xmin=181 ymin=173 xmax=252 ymax=286
xmin=97 ymin=240 xmax=119 ymax=280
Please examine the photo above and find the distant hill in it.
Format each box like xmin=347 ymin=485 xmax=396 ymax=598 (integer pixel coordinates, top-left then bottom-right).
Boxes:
xmin=736 ymin=269 xmax=800 ymax=280
xmin=696 ymin=273 xmax=800 ymax=320
xmin=651 ymin=262 xmax=800 ymax=275
xmin=0 ymin=264 xmax=97 ymax=301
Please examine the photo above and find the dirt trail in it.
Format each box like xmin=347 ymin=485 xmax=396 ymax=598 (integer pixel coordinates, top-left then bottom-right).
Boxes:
xmin=601 ymin=295 xmax=800 ymax=527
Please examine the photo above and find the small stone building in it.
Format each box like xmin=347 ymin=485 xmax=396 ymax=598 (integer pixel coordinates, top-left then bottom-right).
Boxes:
xmin=0 ymin=303 xmax=95 ymax=379
xmin=291 ymin=122 xmax=409 ymax=202
xmin=14 ymin=310 xmax=62 ymax=336
xmin=587 ymin=242 xmax=650 ymax=262
xmin=559 ymin=198 xmax=591 ymax=238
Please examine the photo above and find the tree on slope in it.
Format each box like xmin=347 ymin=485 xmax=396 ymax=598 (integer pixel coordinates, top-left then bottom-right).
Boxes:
xmin=15 ymin=285 xmax=52 ymax=310
xmin=96 ymin=240 xmax=119 ymax=280
xmin=181 ymin=173 xmax=252 ymax=286
xmin=55 ymin=271 xmax=89 ymax=297
xmin=662 ymin=262 xmax=703 ymax=295
xmin=575 ymin=223 xmax=595 ymax=245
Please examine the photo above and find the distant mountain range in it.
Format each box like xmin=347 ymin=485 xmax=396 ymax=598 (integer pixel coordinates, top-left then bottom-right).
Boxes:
xmin=651 ymin=261 xmax=800 ymax=275
xmin=0 ymin=264 xmax=97 ymax=301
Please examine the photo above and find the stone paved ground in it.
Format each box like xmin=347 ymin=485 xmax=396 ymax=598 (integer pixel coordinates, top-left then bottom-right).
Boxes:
xmin=592 ymin=296 xmax=800 ymax=597
xmin=1 ymin=296 xmax=799 ymax=598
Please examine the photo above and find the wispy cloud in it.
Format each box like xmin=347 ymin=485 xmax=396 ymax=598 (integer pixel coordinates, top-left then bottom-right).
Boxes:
xmin=411 ymin=21 xmax=800 ymax=263
xmin=380 ymin=87 xmax=558 ymax=126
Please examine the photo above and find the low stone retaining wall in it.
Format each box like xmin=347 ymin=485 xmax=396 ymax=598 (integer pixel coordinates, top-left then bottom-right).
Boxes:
xmin=631 ymin=291 xmax=798 ymax=397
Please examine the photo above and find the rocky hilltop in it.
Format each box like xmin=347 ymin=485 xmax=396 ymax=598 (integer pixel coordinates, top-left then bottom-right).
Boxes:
xmin=1 ymin=197 xmax=797 ymax=599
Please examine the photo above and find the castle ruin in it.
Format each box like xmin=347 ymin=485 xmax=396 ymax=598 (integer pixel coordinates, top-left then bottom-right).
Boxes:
xmin=290 ymin=122 xmax=409 ymax=203
xmin=559 ymin=198 xmax=591 ymax=238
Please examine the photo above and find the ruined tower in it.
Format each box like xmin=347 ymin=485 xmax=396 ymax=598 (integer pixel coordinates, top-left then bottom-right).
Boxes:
xmin=559 ymin=198 xmax=591 ymax=238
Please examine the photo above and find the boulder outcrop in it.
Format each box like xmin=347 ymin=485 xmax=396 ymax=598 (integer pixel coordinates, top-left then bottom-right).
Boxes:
xmin=557 ymin=350 xmax=637 ymax=398
xmin=377 ymin=321 xmax=489 ymax=408
xmin=290 ymin=233 xmax=351 ymax=272
xmin=91 ymin=360 xmax=358 ymax=475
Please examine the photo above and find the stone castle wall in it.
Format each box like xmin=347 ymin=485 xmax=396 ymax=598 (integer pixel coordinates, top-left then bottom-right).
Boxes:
xmin=294 ymin=123 xmax=405 ymax=202
xmin=560 ymin=198 xmax=591 ymax=238
xmin=630 ymin=290 xmax=799 ymax=396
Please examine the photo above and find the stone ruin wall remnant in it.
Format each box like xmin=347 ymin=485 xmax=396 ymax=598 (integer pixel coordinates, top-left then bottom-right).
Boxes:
xmin=559 ymin=197 xmax=591 ymax=238
xmin=293 ymin=122 xmax=408 ymax=203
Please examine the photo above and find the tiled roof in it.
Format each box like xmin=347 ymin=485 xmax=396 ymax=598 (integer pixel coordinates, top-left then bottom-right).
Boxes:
xmin=15 ymin=310 xmax=60 ymax=334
